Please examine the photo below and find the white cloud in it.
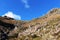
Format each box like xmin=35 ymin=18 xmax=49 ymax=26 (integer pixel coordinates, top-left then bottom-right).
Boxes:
xmin=21 ymin=0 xmax=30 ymax=8
xmin=2 ymin=11 xmax=21 ymax=20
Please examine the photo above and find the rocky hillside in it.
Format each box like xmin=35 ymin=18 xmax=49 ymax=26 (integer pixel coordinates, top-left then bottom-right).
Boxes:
xmin=0 ymin=8 xmax=60 ymax=40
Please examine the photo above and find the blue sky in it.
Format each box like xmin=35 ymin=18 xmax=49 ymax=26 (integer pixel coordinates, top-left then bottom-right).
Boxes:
xmin=0 ymin=0 xmax=60 ymax=20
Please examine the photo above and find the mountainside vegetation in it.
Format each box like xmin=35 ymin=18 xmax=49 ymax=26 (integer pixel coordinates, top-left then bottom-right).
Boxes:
xmin=0 ymin=8 xmax=60 ymax=40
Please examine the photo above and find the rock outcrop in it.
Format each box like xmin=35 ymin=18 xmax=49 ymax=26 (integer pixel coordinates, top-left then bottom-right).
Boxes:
xmin=0 ymin=16 xmax=19 ymax=40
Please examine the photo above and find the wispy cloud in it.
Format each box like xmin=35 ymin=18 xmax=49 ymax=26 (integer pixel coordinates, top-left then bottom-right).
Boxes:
xmin=2 ymin=11 xmax=21 ymax=20
xmin=21 ymin=0 xmax=30 ymax=8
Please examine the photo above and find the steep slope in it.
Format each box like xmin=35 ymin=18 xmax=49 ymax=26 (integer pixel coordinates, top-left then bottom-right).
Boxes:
xmin=22 ymin=8 xmax=60 ymax=27
xmin=17 ymin=8 xmax=60 ymax=40
xmin=0 ymin=8 xmax=60 ymax=40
